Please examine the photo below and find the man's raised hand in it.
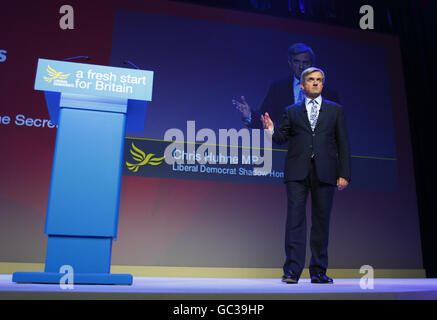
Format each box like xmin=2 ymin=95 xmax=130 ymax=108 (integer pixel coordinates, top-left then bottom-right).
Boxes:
xmin=261 ymin=112 xmax=274 ymax=131
xmin=232 ymin=95 xmax=251 ymax=119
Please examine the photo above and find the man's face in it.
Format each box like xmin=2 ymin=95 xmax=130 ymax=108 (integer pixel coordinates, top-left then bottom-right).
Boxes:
xmin=301 ymin=71 xmax=324 ymax=98
xmin=288 ymin=52 xmax=312 ymax=79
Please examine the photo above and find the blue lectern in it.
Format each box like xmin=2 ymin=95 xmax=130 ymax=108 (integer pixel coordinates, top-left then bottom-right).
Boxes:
xmin=12 ymin=59 xmax=153 ymax=285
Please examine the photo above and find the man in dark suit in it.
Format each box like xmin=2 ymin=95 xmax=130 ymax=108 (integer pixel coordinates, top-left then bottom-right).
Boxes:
xmin=233 ymin=43 xmax=340 ymax=129
xmin=261 ymin=67 xmax=351 ymax=284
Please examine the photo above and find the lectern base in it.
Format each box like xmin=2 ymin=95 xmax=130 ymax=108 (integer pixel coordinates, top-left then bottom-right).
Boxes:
xmin=12 ymin=272 xmax=133 ymax=285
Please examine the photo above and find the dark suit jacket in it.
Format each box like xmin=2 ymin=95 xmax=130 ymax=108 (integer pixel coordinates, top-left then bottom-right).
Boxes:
xmin=246 ymin=77 xmax=340 ymax=129
xmin=272 ymin=99 xmax=351 ymax=186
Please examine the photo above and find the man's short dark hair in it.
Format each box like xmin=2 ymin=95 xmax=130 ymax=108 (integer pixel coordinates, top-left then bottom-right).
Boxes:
xmin=288 ymin=43 xmax=316 ymax=63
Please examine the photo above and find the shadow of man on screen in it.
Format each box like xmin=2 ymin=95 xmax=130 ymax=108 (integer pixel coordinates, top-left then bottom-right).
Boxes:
xmin=233 ymin=43 xmax=340 ymax=130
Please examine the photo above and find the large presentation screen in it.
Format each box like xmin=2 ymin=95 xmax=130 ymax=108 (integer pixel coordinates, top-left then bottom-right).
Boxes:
xmin=0 ymin=1 xmax=422 ymax=270
xmin=111 ymin=8 xmax=397 ymax=192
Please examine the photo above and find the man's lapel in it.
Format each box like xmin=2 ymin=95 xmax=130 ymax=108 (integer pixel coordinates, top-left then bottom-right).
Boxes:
xmin=297 ymin=101 xmax=312 ymax=132
xmin=314 ymin=99 xmax=328 ymax=131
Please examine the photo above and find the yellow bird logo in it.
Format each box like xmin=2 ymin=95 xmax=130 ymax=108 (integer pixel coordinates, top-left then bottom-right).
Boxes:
xmin=126 ymin=143 xmax=165 ymax=172
xmin=43 ymin=65 xmax=70 ymax=83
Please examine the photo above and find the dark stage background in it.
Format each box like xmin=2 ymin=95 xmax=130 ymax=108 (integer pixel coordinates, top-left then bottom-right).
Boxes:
xmin=0 ymin=0 xmax=433 ymax=274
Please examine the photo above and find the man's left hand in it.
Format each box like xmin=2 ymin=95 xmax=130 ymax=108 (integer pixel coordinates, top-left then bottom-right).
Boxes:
xmin=337 ymin=177 xmax=349 ymax=191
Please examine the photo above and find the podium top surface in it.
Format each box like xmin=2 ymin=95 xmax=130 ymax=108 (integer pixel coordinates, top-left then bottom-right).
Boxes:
xmin=35 ymin=59 xmax=153 ymax=101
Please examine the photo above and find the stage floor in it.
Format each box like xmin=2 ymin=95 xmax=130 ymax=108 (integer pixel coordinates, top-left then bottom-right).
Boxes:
xmin=1 ymin=275 xmax=437 ymax=299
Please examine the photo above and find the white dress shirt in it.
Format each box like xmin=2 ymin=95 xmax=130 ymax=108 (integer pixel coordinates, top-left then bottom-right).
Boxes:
xmin=266 ymin=95 xmax=322 ymax=134
xmin=293 ymin=77 xmax=304 ymax=104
